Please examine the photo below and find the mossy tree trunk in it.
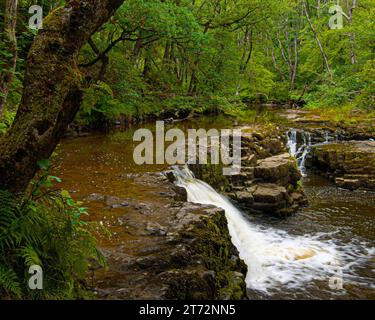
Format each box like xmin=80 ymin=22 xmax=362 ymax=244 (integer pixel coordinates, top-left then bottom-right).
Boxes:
xmin=0 ymin=0 xmax=124 ymax=194
xmin=0 ymin=0 xmax=18 ymax=117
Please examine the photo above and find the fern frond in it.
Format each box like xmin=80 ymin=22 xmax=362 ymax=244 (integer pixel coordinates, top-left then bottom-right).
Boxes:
xmin=19 ymin=246 xmax=43 ymax=267
xmin=0 ymin=264 xmax=22 ymax=298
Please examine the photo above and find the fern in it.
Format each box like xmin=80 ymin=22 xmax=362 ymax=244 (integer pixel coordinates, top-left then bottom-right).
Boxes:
xmin=0 ymin=264 xmax=22 ymax=298
xmin=0 ymin=190 xmax=20 ymax=249
xmin=0 ymin=188 xmax=106 ymax=299
xmin=19 ymin=246 xmax=42 ymax=268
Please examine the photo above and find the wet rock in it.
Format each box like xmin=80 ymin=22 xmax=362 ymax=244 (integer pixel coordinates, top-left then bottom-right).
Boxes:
xmin=85 ymin=193 xmax=105 ymax=202
xmin=218 ymin=271 xmax=247 ymax=300
xmin=157 ymin=202 xmax=247 ymax=300
xmin=172 ymin=185 xmax=188 ymax=202
xmin=260 ymin=138 xmax=285 ymax=155
xmin=253 ymin=184 xmax=287 ymax=203
xmin=245 ymin=184 xmax=293 ymax=214
xmin=290 ymin=192 xmax=307 ymax=203
xmin=255 ymin=153 xmax=301 ymax=186
xmin=103 ymin=196 xmax=136 ymax=209
xmin=98 ymin=199 xmax=247 ymax=300
xmin=105 ymin=196 xmax=122 ymax=207
xmin=234 ymin=191 xmax=254 ymax=204
xmin=135 ymin=256 xmax=160 ymax=268
xmin=190 ymin=127 xmax=307 ymax=216
xmin=145 ymin=222 xmax=167 ymax=236
xmin=308 ymin=141 xmax=375 ymax=190
xmin=165 ymin=170 xmax=176 ymax=183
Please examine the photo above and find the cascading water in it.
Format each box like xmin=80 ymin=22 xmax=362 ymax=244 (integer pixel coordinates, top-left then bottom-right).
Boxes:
xmin=172 ymin=166 xmax=375 ymax=295
xmin=286 ymin=129 xmax=312 ymax=176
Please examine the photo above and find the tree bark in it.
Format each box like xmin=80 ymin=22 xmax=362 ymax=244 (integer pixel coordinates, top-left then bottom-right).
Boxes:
xmin=236 ymin=28 xmax=253 ymax=95
xmin=0 ymin=0 xmax=125 ymax=194
xmin=290 ymin=14 xmax=299 ymax=90
xmin=0 ymin=0 xmax=18 ymax=118
xmin=346 ymin=0 xmax=356 ymax=64
xmin=303 ymin=1 xmax=333 ymax=81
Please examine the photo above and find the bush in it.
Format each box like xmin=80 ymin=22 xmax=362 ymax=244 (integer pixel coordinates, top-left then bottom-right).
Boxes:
xmin=0 ymin=164 xmax=106 ymax=300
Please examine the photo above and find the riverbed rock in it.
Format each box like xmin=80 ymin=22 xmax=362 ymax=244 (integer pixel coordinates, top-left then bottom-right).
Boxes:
xmin=85 ymin=193 xmax=105 ymax=202
xmin=190 ymin=126 xmax=307 ymax=216
xmin=158 ymin=203 xmax=247 ymax=300
xmin=91 ymin=173 xmax=247 ymax=300
xmin=145 ymin=222 xmax=167 ymax=236
xmin=307 ymin=141 xmax=375 ymax=190
xmin=253 ymin=184 xmax=287 ymax=203
xmin=254 ymin=153 xmax=301 ymax=186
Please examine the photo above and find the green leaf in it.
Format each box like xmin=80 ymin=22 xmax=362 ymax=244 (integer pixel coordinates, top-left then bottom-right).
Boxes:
xmin=37 ymin=159 xmax=51 ymax=170
xmin=49 ymin=176 xmax=62 ymax=183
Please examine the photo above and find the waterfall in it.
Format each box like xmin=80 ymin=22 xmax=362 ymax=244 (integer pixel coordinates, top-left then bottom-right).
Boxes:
xmin=286 ymin=130 xmax=297 ymax=157
xmin=286 ymin=129 xmax=312 ymax=176
xmin=172 ymin=166 xmax=348 ymax=294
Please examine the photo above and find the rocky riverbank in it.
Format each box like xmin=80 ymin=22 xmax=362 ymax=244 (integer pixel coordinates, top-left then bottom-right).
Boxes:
xmin=280 ymin=109 xmax=375 ymax=141
xmin=307 ymin=141 xmax=375 ymax=191
xmin=89 ymin=172 xmax=247 ymax=300
xmin=278 ymin=109 xmax=375 ymax=191
xmin=190 ymin=125 xmax=307 ymax=216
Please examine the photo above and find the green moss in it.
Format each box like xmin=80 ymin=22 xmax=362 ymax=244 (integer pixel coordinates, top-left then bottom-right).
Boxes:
xmin=174 ymin=206 xmax=247 ymax=300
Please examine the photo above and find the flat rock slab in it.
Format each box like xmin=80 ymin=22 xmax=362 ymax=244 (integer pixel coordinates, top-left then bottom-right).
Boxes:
xmin=253 ymin=184 xmax=287 ymax=203
xmin=308 ymin=141 xmax=375 ymax=190
xmin=85 ymin=173 xmax=247 ymax=300
xmin=255 ymin=153 xmax=301 ymax=185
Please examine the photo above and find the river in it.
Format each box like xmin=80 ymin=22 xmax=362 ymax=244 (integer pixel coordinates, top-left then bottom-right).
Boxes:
xmin=54 ymin=114 xmax=375 ymax=300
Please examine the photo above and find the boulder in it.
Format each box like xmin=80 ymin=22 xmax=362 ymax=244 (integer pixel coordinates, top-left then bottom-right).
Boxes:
xmin=254 ymin=153 xmax=301 ymax=186
xmin=308 ymin=141 xmax=375 ymax=190
xmin=190 ymin=126 xmax=307 ymax=216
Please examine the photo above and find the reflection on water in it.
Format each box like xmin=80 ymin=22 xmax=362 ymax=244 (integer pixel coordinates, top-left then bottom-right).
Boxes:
xmin=54 ymin=118 xmax=375 ymax=300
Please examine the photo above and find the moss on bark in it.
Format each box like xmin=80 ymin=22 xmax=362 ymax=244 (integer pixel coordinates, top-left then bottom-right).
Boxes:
xmin=0 ymin=0 xmax=125 ymax=194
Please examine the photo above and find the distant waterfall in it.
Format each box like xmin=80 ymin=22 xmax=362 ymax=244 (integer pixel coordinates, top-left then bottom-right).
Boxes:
xmin=172 ymin=166 xmax=348 ymax=294
xmin=286 ymin=129 xmax=312 ymax=176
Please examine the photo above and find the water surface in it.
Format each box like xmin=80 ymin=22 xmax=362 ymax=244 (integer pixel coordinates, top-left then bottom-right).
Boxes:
xmin=54 ymin=117 xmax=375 ymax=300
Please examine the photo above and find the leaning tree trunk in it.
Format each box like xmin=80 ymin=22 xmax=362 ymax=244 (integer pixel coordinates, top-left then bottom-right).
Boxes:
xmin=346 ymin=0 xmax=356 ymax=65
xmin=303 ymin=1 xmax=333 ymax=81
xmin=0 ymin=0 xmax=18 ymax=118
xmin=0 ymin=0 xmax=125 ymax=194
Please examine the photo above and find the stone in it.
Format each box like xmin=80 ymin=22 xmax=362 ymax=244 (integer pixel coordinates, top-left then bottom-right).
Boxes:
xmin=172 ymin=185 xmax=188 ymax=202
xmin=253 ymin=184 xmax=287 ymax=203
xmin=145 ymin=222 xmax=167 ymax=236
xmin=260 ymin=138 xmax=285 ymax=155
xmin=254 ymin=153 xmax=301 ymax=186
xmin=85 ymin=193 xmax=105 ymax=202
xmin=190 ymin=125 xmax=306 ymax=216
xmin=308 ymin=141 xmax=375 ymax=190
xmin=234 ymin=191 xmax=254 ymax=204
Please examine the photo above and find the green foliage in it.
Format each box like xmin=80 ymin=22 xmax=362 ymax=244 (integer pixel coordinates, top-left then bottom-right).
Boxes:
xmin=0 ymin=170 xmax=106 ymax=299
xmin=0 ymin=263 xmax=22 ymax=298
xmin=2 ymin=0 xmax=374 ymax=129
xmin=0 ymin=109 xmax=15 ymax=135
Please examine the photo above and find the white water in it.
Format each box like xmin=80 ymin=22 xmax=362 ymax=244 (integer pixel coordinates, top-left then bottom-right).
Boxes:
xmin=173 ymin=166 xmax=375 ymax=294
xmin=286 ymin=129 xmax=312 ymax=176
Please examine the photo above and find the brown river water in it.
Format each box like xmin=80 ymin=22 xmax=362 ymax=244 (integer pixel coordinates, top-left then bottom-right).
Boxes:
xmin=53 ymin=115 xmax=375 ymax=300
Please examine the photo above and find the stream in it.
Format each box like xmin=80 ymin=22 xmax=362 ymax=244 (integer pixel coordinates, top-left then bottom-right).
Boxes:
xmin=54 ymin=114 xmax=375 ymax=300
